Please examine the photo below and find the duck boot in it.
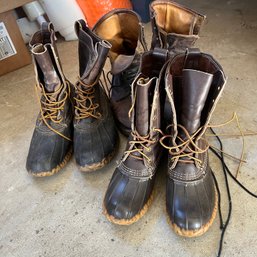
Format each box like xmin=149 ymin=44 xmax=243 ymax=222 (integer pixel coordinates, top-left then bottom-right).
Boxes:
xmin=73 ymin=20 xmax=118 ymax=172
xmin=150 ymin=0 xmax=206 ymax=54
xmin=163 ymin=49 xmax=226 ymax=237
xmin=26 ymin=23 xmax=73 ymax=177
xmin=93 ymin=9 xmax=148 ymax=136
xmin=103 ymin=49 xmax=167 ymax=225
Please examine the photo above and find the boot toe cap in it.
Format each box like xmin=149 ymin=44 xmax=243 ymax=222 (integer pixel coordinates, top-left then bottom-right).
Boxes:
xmin=103 ymin=168 xmax=154 ymax=224
xmin=166 ymin=169 xmax=217 ymax=236
xmin=26 ymin=128 xmax=71 ymax=175
xmin=74 ymin=119 xmax=118 ymax=169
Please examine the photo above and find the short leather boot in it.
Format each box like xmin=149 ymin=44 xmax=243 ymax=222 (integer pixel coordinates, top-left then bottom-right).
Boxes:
xmin=163 ymin=49 xmax=226 ymax=237
xmin=93 ymin=9 xmax=147 ymax=136
xmin=73 ymin=20 xmax=118 ymax=172
xmin=150 ymin=0 xmax=206 ymax=54
xmin=103 ymin=50 xmax=167 ymax=225
xmin=26 ymin=23 xmax=73 ymax=177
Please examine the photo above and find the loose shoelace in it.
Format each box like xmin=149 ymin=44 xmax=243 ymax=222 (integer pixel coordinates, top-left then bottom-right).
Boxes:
xmin=159 ymin=124 xmax=209 ymax=164
xmin=36 ymin=81 xmax=71 ymax=141
xmin=124 ymin=130 xmax=156 ymax=163
xmin=101 ymin=70 xmax=136 ymax=101
xmin=159 ymin=113 xmax=247 ymax=166
xmin=74 ymin=77 xmax=101 ymax=120
xmin=210 ymin=127 xmax=257 ymax=257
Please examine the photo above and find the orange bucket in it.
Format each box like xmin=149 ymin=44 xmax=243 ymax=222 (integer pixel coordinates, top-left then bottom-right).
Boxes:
xmin=76 ymin=0 xmax=132 ymax=28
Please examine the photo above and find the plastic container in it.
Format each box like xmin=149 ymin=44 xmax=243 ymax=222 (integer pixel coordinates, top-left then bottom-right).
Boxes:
xmin=76 ymin=0 xmax=132 ymax=28
xmin=16 ymin=17 xmax=40 ymax=43
xmin=22 ymin=1 xmax=45 ymax=21
xmin=39 ymin=0 xmax=85 ymax=41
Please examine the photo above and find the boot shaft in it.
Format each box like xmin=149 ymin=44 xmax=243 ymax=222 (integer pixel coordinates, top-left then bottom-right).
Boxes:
xmin=73 ymin=20 xmax=112 ymax=124
xmin=93 ymin=9 xmax=147 ymax=75
xmin=164 ymin=49 xmax=226 ymax=175
xmin=30 ymin=22 xmax=66 ymax=90
xmin=165 ymin=49 xmax=226 ymax=138
xmin=180 ymin=69 xmax=213 ymax=135
xmin=30 ymin=23 xmax=71 ymax=126
xmin=75 ymin=19 xmax=111 ymax=84
xmin=130 ymin=49 xmax=169 ymax=135
xmin=150 ymin=0 xmax=205 ymax=54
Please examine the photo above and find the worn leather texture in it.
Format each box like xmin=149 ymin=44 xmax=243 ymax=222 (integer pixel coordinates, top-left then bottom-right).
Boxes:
xmin=93 ymin=10 xmax=146 ymax=135
xmin=73 ymin=20 xmax=118 ymax=169
xmin=26 ymin=22 xmax=72 ymax=175
xmin=150 ymin=0 xmax=205 ymax=53
xmin=110 ymin=53 xmax=141 ymax=136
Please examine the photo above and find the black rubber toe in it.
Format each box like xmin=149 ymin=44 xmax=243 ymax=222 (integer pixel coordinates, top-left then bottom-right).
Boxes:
xmin=166 ymin=168 xmax=216 ymax=232
xmin=104 ymin=168 xmax=154 ymax=221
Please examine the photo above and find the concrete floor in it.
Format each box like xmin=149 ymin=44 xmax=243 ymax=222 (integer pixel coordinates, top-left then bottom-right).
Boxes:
xmin=1 ymin=0 xmax=257 ymax=256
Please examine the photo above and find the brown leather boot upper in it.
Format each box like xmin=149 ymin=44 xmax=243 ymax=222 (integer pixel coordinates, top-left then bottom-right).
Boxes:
xmin=73 ymin=20 xmax=118 ymax=171
xmin=103 ymin=50 xmax=168 ymax=224
xmin=164 ymin=49 xmax=226 ymax=236
xmin=26 ymin=23 xmax=73 ymax=176
xmin=150 ymin=0 xmax=206 ymax=54
xmin=93 ymin=9 xmax=147 ymax=136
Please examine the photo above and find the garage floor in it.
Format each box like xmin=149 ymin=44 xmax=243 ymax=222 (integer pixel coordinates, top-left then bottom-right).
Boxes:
xmin=1 ymin=0 xmax=257 ymax=256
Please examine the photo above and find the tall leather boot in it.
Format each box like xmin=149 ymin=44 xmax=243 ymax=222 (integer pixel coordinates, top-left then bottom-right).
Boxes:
xmin=164 ymin=49 xmax=226 ymax=237
xmin=103 ymin=49 xmax=167 ymax=225
xmin=150 ymin=0 xmax=206 ymax=124
xmin=73 ymin=20 xmax=118 ymax=172
xmin=93 ymin=9 xmax=147 ymax=136
xmin=150 ymin=0 xmax=206 ymax=54
xmin=26 ymin=23 xmax=73 ymax=177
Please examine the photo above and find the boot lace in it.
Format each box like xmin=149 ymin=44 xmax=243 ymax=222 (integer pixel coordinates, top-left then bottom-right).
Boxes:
xmin=74 ymin=77 xmax=101 ymax=120
xmin=101 ymin=54 xmax=140 ymax=100
xmin=159 ymin=124 xmax=209 ymax=165
xmin=161 ymin=112 xmax=257 ymax=257
xmin=36 ymin=81 xmax=71 ymax=141
xmin=124 ymin=130 xmax=156 ymax=163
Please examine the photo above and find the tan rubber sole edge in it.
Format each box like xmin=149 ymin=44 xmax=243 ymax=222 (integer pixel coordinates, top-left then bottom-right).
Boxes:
xmin=103 ymin=193 xmax=154 ymax=225
xmin=80 ymin=143 xmax=118 ymax=172
xmin=167 ymin=189 xmax=218 ymax=237
xmin=29 ymin=148 xmax=73 ymax=177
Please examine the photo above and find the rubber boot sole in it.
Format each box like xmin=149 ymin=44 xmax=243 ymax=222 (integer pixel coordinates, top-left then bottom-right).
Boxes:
xmin=103 ymin=193 xmax=154 ymax=225
xmin=79 ymin=139 xmax=119 ymax=172
xmin=167 ymin=189 xmax=218 ymax=237
xmin=28 ymin=148 xmax=73 ymax=177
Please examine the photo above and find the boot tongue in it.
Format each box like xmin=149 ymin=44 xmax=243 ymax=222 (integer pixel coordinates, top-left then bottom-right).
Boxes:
xmin=123 ymin=78 xmax=152 ymax=169
xmin=32 ymin=44 xmax=61 ymax=93
xmin=135 ymin=79 xmax=151 ymax=136
xmin=180 ymin=69 xmax=213 ymax=136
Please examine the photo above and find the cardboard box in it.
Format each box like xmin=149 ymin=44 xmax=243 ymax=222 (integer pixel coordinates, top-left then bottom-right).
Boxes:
xmin=0 ymin=0 xmax=33 ymax=13
xmin=0 ymin=10 xmax=31 ymax=76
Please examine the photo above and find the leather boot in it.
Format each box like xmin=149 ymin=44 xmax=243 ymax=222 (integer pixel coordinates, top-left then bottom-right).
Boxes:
xmin=103 ymin=49 xmax=167 ymax=225
xmin=163 ymin=49 xmax=226 ymax=237
xmin=150 ymin=0 xmax=205 ymax=55
xmin=73 ymin=20 xmax=118 ymax=172
xmin=93 ymin=9 xmax=147 ymax=136
xmin=26 ymin=23 xmax=73 ymax=177
xmin=150 ymin=0 xmax=206 ymax=124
